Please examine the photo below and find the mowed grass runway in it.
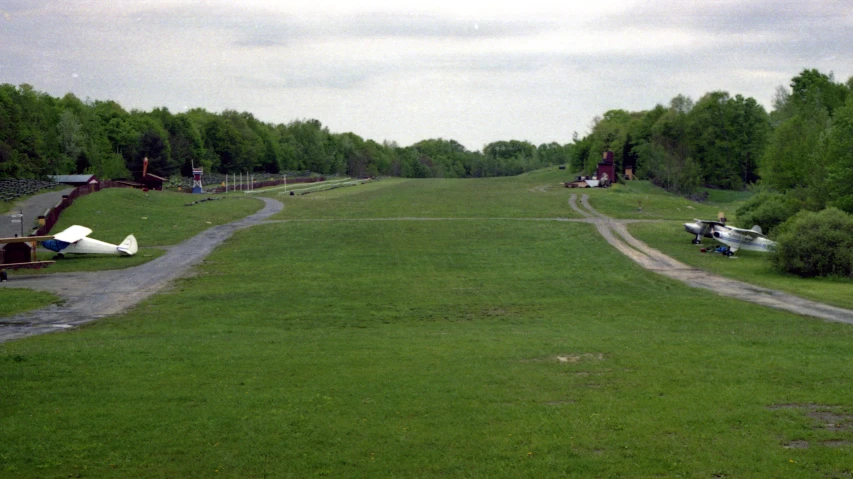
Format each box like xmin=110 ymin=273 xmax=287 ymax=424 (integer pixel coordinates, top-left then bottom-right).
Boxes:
xmin=2 ymin=170 xmax=853 ymax=478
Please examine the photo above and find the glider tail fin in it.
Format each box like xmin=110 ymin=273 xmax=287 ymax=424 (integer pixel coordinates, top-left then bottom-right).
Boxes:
xmin=117 ymin=234 xmax=138 ymax=256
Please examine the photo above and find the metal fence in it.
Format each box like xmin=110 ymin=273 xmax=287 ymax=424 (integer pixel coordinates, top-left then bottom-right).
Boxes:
xmin=204 ymin=176 xmax=325 ymax=194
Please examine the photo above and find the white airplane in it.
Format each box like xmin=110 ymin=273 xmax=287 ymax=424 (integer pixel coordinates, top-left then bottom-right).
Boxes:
xmin=683 ymin=219 xmax=725 ymax=245
xmin=41 ymin=225 xmax=138 ymax=258
xmin=683 ymin=219 xmax=777 ymax=257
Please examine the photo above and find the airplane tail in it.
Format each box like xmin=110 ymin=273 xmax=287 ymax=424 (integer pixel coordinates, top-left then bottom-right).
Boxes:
xmin=117 ymin=234 xmax=138 ymax=256
xmin=751 ymin=225 xmax=763 ymax=235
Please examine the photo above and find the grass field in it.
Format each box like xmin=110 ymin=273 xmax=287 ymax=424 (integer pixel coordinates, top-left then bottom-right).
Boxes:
xmin=49 ymin=188 xmax=264 ymax=247
xmin=0 ymin=289 xmax=59 ymax=317
xmin=583 ymin=180 xmax=751 ymax=221
xmin=27 ymin=188 xmax=263 ymax=275
xmin=2 ymin=172 xmax=853 ymax=478
xmin=268 ymin=168 xmax=582 ymax=220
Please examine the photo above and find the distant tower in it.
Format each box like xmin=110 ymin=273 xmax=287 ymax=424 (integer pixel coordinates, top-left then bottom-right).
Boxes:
xmin=192 ymin=167 xmax=203 ymax=194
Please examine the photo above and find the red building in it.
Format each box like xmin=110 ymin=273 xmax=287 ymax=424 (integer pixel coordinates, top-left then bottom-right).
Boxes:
xmin=596 ymin=151 xmax=616 ymax=184
xmin=139 ymin=157 xmax=166 ymax=191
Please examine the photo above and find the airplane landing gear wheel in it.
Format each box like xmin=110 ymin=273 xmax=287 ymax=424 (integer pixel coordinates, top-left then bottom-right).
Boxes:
xmin=692 ymin=238 xmax=701 ymax=245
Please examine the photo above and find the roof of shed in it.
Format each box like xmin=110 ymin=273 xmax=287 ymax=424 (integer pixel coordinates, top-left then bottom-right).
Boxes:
xmin=48 ymin=175 xmax=97 ymax=183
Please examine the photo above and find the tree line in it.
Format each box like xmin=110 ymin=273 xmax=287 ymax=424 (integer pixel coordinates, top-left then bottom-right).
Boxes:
xmin=572 ymin=69 xmax=853 ymax=217
xmin=3 ymin=68 xmax=851 ymax=216
xmin=0 ymin=84 xmax=572 ymax=181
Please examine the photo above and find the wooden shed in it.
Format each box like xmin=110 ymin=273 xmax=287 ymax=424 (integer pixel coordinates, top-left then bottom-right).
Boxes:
xmin=1 ymin=241 xmax=33 ymax=264
xmin=140 ymin=173 xmax=166 ymax=191
xmin=0 ymin=235 xmax=55 ymax=272
xmin=138 ymin=157 xmax=166 ymax=191
xmin=49 ymin=174 xmax=99 ymax=189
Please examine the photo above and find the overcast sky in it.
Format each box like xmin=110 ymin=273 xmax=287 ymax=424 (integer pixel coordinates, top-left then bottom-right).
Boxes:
xmin=2 ymin=0 xmax=851 ymax=151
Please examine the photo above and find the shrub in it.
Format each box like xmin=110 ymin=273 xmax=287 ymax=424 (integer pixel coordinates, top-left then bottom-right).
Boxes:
xmin=634 ymin=142 xmax=701 ymax=195
xmin=771 ymin=208 xmax=853 ymax=278
xmin=735 ymin=192 xmax=803 ymax=234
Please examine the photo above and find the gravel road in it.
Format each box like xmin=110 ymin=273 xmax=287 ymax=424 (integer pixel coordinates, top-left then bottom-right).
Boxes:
xmin=0 ymin=187 xmax=74 ymax=238
xmin=0 ymin=197 xmax=282 ymax=342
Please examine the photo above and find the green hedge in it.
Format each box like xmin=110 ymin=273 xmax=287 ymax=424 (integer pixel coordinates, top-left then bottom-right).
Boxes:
xmin=771 ymin=208 xmax=853 ymax=278
xmin=735 ymin=192 xmax=803 ymax=235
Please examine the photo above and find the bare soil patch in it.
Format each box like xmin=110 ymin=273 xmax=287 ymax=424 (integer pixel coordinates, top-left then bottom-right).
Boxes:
xmin=556 ymin=353 xmax=605 ymax=363
xmin=770 ymin=403 xmax=853 ymax=449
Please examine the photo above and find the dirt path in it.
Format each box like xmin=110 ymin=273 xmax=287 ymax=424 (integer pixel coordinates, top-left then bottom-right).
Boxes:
xmin=570 ymin=193 xmax=853 ymax=325
xmin=0 ymin=197 xmax=283 ymax=343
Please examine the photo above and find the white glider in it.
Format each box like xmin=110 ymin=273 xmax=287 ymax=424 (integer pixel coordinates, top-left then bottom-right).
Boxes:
xmin=42 ymin=225 xmax=138 ymax=257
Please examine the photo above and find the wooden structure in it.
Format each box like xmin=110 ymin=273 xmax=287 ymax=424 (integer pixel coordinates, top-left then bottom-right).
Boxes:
xmin=140 ymin=174 xmax=166 ymax=191
xmin=48 ymin=175 xmax=99 ymax=188
xmin=597 ymin=151 xmax=616 ymax=185
xmin=136 ymin=156 xmax=166 ymax=191
xmin=0 ymin=235 xmax=56 ymax=280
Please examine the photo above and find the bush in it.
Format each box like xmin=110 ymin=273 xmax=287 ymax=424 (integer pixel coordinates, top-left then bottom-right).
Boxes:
xmin=735 ymin=192 xmax=803 ymax=234
xmin=634 ymin=142 xmax=701 ymax=195
xmin=771 ymin=208 xmax=853 ymax=278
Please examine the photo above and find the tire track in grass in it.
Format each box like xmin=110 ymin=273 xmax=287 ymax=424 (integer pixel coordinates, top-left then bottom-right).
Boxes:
xmin=571 ymin=193 xmax=853 ymax=324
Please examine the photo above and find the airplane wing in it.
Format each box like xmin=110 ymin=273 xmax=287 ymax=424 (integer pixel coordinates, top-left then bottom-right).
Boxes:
xmin=695 ymin=219 xmax=727 ymax=227
xmin=727 ymin=226 xmax=767 ymax=238
xmin=52 ymin=225 xmax=93 ymax=243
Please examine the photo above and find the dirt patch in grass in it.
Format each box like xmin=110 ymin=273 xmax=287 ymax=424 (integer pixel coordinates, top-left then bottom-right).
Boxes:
xmin=770 ymin=403 xmax=853 ymax=431
xmin=784 ymin=438 xmax=853 ymax=450
xmin=556 ymin=353 xmax=605 ymax=363
xmin=767 ymin=403 xmax=823 ymax=410
xmin=771 ymin=404 xmax=853 ymax=449
xmin=520 ymin=353 xmax=605 ymax=364
xmin=808 ymin=409 xmax=853 ymax=431
xmin=822 ymin=440 xmax=853 ymax=448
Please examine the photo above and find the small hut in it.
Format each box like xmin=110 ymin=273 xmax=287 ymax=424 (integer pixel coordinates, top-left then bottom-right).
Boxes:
xmin=596 ymin=151 xmax=615 ymax=185
xmin=49 ymin=175 xmax=99 ymax=190
xmin=1 ymin=241 xmax=33 ymax=265
xmin=138 ymin=157 xmax=166 ymax=191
